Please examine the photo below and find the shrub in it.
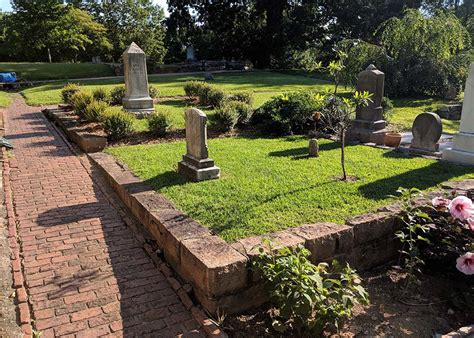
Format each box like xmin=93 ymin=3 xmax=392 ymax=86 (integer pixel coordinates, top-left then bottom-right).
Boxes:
xmin=102 ymin=109 xmax=134 ymax=140
xmin=70 ymin=91 xmax=93 ymax=118
xmin=183 ymin=81 xmax=209 ymax=98
xmin=382 ymin=96 xmax=394 ymax=122
xmin=83 ymin=100 xmax=108 ymax=122
xmin=230 ymin=91 xmax=254 ymax=105
xmin=110 ymin=86 xmax=126 ymax=105
xmin=229 ymin=100 xmax=253 ymax=125
xmin=254 ymin=243 xmax=369 ymax=334
xmin=61 ymin=83 xmax=81 ymax=105
xmin=252 ymin=91 xmax=321 ymax=135
xmin=148 ymin=85 xmax=159 ymax=99
xmin=203 ymin=87 xmax=227 ymax=108
xmin=92 ymin=88 xmax=109 ymax=103
xmin=147 ymin=111 xmax=171 ymax=137
xmin=213 ymin=105 xmax=239 ymax=132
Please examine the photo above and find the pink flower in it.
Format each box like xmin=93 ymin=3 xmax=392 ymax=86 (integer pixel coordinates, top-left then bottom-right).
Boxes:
xmin=448 ymin=196 xmax=474 ymax=221
xmin=456 ymin=252 xmax=474 ymax=275
xmin=432 ymin=197 xmax=451 ymax=208
xmin=468 ymin=217 xmax=474 ymax=232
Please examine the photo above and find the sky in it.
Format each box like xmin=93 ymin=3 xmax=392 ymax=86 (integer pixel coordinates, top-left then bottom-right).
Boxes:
xmin=0 ymin=0 xmax=169 ymax=15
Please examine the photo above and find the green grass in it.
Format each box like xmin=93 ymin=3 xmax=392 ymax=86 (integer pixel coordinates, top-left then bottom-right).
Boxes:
xmin=0 ymin=62 xmax=114 ymax=81
xmin=107 ymin=136 xmax=472 ymax=242
xmin=390 ymin=98 xmax=459 ymax=134
xmin=0 ymin=91 xmax=11 ymax=107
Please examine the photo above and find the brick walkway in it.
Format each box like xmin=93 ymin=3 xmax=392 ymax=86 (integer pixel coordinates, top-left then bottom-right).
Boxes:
xmin=3 ymin=96 xmax=203 ymax=337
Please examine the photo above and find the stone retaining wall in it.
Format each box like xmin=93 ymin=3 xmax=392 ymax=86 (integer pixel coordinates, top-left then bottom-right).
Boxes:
xmin=88 ymin=152 xmax=414 ymax=314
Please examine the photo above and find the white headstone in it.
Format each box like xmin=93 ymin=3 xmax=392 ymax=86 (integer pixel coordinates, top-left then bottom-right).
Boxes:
xmin=122 ymin=42 xmax=154 ymax=118
xmin=178 ymin=108 xmax=220 ymax=182
xmin=443 ymin=63 xmax=474 ymax=165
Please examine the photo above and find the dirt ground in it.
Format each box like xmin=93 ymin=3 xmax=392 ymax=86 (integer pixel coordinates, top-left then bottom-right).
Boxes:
xmin=224 ymin=263 xmax=473 ymax=337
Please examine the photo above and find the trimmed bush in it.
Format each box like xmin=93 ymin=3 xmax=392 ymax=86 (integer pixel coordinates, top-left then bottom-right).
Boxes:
xmin=147 ymin=111 xmax=171 ymax=137
xmin=83 ymin=100 xmax=108 ymax=122
xmin=61 ymin=83 xmax=81 ymax=105
xmin=252 ymin=91 xmax=320 ymax=135
xmin=110 ymin=85 xmax=126 ymax=105
xmin=230 ymin=92 xmax=254 ymax=106
xmin=227 ymin=100 xmax=253 ymax=125
xmin=70 ymin=91 xmax=93 ymax=118
xmin=201 ymin=86 xmax=226 ymax=108
xmin=102 ymin=109 xmax=134 ymax=140
xmin=92 ymin=88 xmax=109 ymax=103
xmin=184 ymin=81 xmax=209 ymax=98
xmin=149 ymin=85 xmax=159 ymax=99
xmin=213 ymin=105 xmax=239 ymax=132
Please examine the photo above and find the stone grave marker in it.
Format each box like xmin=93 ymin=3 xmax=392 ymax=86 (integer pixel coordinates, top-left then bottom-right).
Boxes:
xmin=444 ymin=63 xmax=474 ymax=165
xmin=178 ymin=108 xmax=220 ymax=182
xmin=309 ymin=139 xmax=319 ymax=157
xmin=410 ymin=112 xmax=442 ymax=152
xmin=347 ymin=64 xmax=387 ymax=145
xmin=122 ymin=42 xmax=154 ymax=117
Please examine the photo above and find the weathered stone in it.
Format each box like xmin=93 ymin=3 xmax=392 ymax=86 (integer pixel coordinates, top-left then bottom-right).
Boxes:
xmin=122 ymin=42 xmax=154 ymax=117
xmin=444 ymin=63 xmax=474 ymax=165
xmin=347 ymin=65 xmax=387 ymax=145
xmin=203 ymin=72 xmax=214 ymax=81
xmin=347 ymin=212 xmax=395 ymax=245
xmin=178 ymin=108 xmax=220 ymax=182
xmin=186 ymin=45 xmax=196 ymax=62
xmin=351 ymin=237 xmax=399 ymax=270
xmin=411 ymin=112 xmax=442 ymax=152
xmin=180 ymin=236 xmax=248 ymax=297
xmin=308 ymin=138 xmax=319 ymax=157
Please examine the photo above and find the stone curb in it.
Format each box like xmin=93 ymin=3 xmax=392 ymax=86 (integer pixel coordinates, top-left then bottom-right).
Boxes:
xmin=2 ymin=146 xmax=33 ymax=336
xmin=438 ymin=324 xmax=474 ymax=337
xmin=43 ymin=108 xmax=107 ymax=153
xmin=47 ymin=117 xmax=225 ymax=337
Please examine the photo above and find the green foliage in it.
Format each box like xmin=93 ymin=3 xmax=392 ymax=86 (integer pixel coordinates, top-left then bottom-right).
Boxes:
xmin=213 ymin=104 xmax=239 ymax=132
xmin=149 ymin=85 xmax=159 ymax=99
xmin=229 ymin=91 xmax=254 ymax=106
xmin=200 ymin=86 xmax=227 ymax=108
xmin=147 ymin=111 xmax=171 ymax=137
xmin=70 ymin=91 xmax=93 ymax=118
xmin=92 ymin=87 xmax=109 ymax=103
xmin=393 ymin=187 xmax=432 ymax=285
xmin=183 ymin=80 xmax=209 ymax=98
xmin=102 ymin=109 xmax=134 ymax=140
xmin=252 ymin=91 xmax=321 ymax=135
xmin=61 ymin=83 xmax=81 ymax=105
xmin=382 ymin=96 xmax=394 ymax=122
xmin=109 ymin=86 xmax=125 ymax=106
xmin=254 ymin=243 xmax=369 ymax=334
xmin=83 ymin=100 xmax=108 ymax=122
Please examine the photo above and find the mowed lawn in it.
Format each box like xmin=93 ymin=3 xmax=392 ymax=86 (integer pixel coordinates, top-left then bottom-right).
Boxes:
xmin=107 ymin=137 xmax=473 ymax=242
xmin=0 ymin=91 xmax=11 ymax=107
xmin=0 ymin=62 xmax=114 ymax=81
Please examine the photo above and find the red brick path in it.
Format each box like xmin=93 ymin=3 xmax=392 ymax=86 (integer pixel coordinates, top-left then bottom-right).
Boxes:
xmin=3 ymin=97 xmax=203 ymax=337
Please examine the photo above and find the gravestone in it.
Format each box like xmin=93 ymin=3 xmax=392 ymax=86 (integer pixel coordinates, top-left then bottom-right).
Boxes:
xmin=347 ymin=65 xmax=387 ymax=145
xmin=204 ymin=72 xmax=214 ymax=81
xmin=309 ymin=139 xmax=319 ymax=157
xmin=410 ymin=112 xmax=442 ymax=152
xmin=178 ymin=108 xmax=220 ymax=182
xmin=122 ymin=42 xmax=154 ymax=118
xmin=444 ymin=63 xmax=474 ymax=165
xmin=186 ymin=45 xmax=196 ymax=62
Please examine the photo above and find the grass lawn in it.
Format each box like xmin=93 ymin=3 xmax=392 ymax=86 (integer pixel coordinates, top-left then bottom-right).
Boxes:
xmin=0 ymin=91 xmax=11 ymax=107
xmin=0 ymin=62 xmax=114 ymax=81
xmin=107 ymin=137 xmax=473 ymax=242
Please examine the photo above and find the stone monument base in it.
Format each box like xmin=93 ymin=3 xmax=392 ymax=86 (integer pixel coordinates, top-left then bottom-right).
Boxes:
xmin=178 ymin=155 xmax=220 ymax=182
xmin=122 ymin=97 xmax=155 ymax=118
xmin=443 ymin=132 xmax=474 ymax=166
xmin=347 ymin=119 xmax=386 ymax=145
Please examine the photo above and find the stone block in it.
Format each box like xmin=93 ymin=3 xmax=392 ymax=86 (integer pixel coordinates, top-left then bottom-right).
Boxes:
xmin=347 ymin=212 xmax=395 ymax=245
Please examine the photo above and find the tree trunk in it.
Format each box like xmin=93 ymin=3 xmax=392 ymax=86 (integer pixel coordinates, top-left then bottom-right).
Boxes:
xmin=47 ymin=48 xmax=52 ymax=63
xmin=341 ymin=130 xmax=347 ymax=181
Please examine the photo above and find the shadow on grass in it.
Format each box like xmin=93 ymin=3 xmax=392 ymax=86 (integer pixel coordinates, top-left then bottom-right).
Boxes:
xmin=358 ymin=161 xmax=472 ymax=200
xmin=268 ymin=141 xmax=344 ymax=159
xmin=143 ymin=171 xmax=188 ymax=191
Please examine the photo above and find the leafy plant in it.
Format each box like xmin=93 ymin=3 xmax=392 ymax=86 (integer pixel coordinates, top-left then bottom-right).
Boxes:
xmin=70 ymin=91 xmax=93 ymax=118
xmin=213 ymin=104 xmax=239 ymax=132
xmin=381 ymin=96 xmax=394 ymax=122
xmin=201 ymin=86 xmax=227 ymax=108
xmin=92 ymin=87 xmax=109 ymax=103
xmin=102 ymin=109 xmax=134 ymax=140
xmin=109 ymin=85 xmax=125 ymax=105
xmin=254 ymin=243 xmax=369 ymax=335
xmin=147 ymin=111 xmax=171 ymax=137
xmin=393 ymin=187 xmax=432 ymax=285
xmin=83 ymin=100 xmax=108 ymax=122
xmin=61 ymin=83 xmax=81 ymax=105
xmin=183 ymin=81 xmax=209 ymax=99
xmin=149 ymin=85 xmax=159 ymax=98
xmin=230 ymin=91 xmax=254 ymax=106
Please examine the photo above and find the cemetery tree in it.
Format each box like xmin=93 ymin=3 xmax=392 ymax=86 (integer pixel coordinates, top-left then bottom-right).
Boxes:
xmin=86 ymin=0 xmax=166 ymax=63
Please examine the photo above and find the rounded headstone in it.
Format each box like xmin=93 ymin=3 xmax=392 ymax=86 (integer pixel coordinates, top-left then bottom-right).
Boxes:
xmin=411 ymin=112 xmax=442 ymax=152
xmin=309 ymin=139 xmax=319 ymax=157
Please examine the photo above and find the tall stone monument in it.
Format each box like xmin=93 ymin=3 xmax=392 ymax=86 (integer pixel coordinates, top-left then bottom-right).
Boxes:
xmin=122 ymin=42 xmax=154 ymax=117
xmin=444 ymin=63 xmax=474 ymax=165
xmin=347 ymin=65 xmax=387 ymax=145
xmin=178 ymin=108 xmax=220 ymax=182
